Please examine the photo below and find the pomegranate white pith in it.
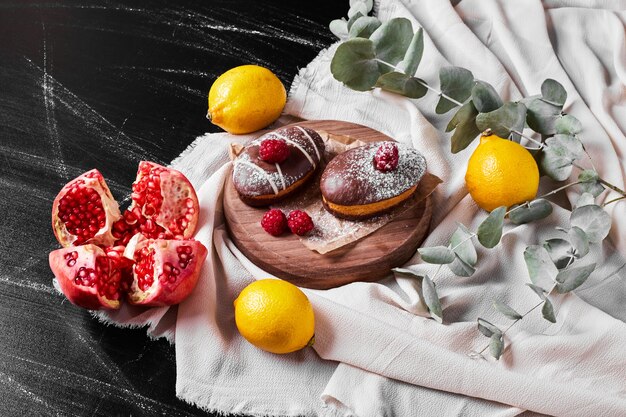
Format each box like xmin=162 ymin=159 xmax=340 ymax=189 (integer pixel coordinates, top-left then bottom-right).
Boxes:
xmin=123 ymin=234 xmax=208 ymax=307
xmin=52 ymin=169 xmax=121 ymax=248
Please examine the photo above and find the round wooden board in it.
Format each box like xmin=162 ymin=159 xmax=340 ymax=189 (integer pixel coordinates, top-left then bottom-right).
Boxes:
xmin=223 ymin=120 xmax=432 ymax=289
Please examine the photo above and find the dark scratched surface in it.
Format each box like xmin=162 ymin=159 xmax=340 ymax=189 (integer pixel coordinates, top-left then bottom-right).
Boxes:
xmin=0 ymin=1 xmax=345 ymax=415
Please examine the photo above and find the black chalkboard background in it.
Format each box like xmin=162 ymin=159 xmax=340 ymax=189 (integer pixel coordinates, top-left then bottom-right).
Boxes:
xmin=0 ymin=1 xmax=346 ymax=415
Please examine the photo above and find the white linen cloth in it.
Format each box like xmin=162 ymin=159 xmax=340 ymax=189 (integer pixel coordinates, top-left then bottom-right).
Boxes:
xmin=99 ymin=0 xmax=626 ymax=416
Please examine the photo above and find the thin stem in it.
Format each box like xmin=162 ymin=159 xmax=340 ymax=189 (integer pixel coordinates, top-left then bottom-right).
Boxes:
xmin=603 ymin=195 xmax=626 ymax=207
xmin=572 ymin=162 xmax=626 ymax=197
xmin=505 ymin=181 xmax=583 ymax=218
xmin=511 ymin=130 xmax=544 ymax=148
xmin=374 ymin=58 xmax=464 ymax=107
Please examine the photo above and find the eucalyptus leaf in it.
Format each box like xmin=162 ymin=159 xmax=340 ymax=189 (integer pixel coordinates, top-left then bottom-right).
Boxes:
xmin=449 ymin=223 xmax=477 ymax=266
xmin=524 ymin=245 xmax=558 ymax=290
xmin=578 ymin=169 xmax=604 ymax=197
xmin=329 ymin=19 xmax=349 ymax=39
xmin=347 ymin=11 xmax=364 ymax=31
xmin=539 ymin=134 xmax=583 ymax=181
xmin=330 ymin=38 xmax=381 ymax=91
xmin=490 ymin=333 xmax=504 ymax=360
xmin=471 ymin=81 xmax=503 ymax=113
xmin=392 ymin=267 xmax=422 ymax=279
xmin=509 ymin=199 xmax=553 ymax=225
xmin=475 ymin=102 xmax=527 ymax=140
xmin=542 ymin=298 xmax=557 ymax=323
xmin=555 ymin=263 xmax=596 ymax=293
xmin=568 ymin=226 xmax=589 ymax=258
xmin=570 ymin=204 xmax=611 ymax=243
xmin=397 ymin=28 xmax=423 ymax=75
xmin=436 ymin=66 xmax=474 ymax=114
xmin=418 ymin=246 xmax=456 ymax=264
xmin=375 ymin=72 xmax=427 ymax=98
xmin=446 ymin=101 xmax=480 ymax=153
xmin=477 ymin=318 xmax=501 ymax=337
xmin=526 ymin=98 xmax=562 ymax=135
xmin=543 ymin=238 xmax=574 ymax=269
xmin=348 ymin=16 xmax=382 ymax=39
xmin=541 ymin=78 xmax=567 ymax=106
xmin=574 ymin=192 xmax=595 ymax=209
xmin=555 ymin=114 xmax=582 ymax=135
xmin=526 ymin=283 xmax=547 ymax=300
xmin=349 ymin=0 xmax=374 ymax=12
xmin=370 ymin=18 xmax=414 ymax=72
xmin=347 ymin=2 xmax=368 ymax=18
xmin=422 ymin=274 xmax=443 ymax=323
xmin=477 ymin=206 xmax=506 ymax=249
xmin=493 ymin=299 xmax=523 ymax=320
xmin=448 ymin=254 xmax=476 ymax=277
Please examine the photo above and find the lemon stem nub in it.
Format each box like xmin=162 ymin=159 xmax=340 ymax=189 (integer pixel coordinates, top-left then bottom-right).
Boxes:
xmin=482 ymin=128 xmax=493 ymax=136
xmin=206 ymin=111 xmax=212 ymax=121
xmin=306 ymin=335 xmax=315 ymax=348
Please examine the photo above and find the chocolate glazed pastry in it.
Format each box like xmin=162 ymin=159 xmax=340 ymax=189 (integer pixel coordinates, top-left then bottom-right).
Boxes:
xmin=320 ymin=142 xmax=427 ymax=220
xmin=232 ymin=125 xmax=325 ymax=206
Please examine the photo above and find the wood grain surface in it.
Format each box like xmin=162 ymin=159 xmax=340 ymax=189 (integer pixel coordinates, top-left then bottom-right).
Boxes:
xmin=224 ymin=120 xmax=432 ymax=289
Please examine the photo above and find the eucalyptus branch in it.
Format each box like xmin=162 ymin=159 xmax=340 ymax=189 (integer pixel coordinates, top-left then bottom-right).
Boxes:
xmin=603 ymin=195 xmax=626 ymax=207
xmin=573 ymin=162 xmax=626 ymax=197
xmin=511 ymin=130 xmax=543 ymax=148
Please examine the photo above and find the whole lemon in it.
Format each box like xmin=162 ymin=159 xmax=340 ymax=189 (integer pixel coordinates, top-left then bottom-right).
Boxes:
xmin=233 ymin=279 xmax=315 ymax=354
xmin=207 ymin=65 xmax=286 ymax=134
xmin=465 ymin=133 xmax=540 ymax=212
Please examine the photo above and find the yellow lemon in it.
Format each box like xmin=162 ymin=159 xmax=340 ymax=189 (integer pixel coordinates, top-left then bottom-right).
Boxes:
xmin=233 ymin=279 xmax=315 ymax=354
xmin=207 ymin=65 xmax=286 ymax=134
xmin=465 ymin=132 xmax=540 ymax=212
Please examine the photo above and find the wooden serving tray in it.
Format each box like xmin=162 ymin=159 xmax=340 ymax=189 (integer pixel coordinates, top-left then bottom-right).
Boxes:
xmin=223 ymin=120 xmax=432 ymax=289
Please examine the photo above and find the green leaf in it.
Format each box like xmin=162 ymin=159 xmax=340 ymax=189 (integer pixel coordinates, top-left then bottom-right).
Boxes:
xmin=509 ymin=199 xmax=553 ymax=225
xmin=370 ymin=18 xmax=414 ymax=72
xmin=542 ymin=298 xmax=557 ymax=323
xmin=477 ymin=206 xmax=506 ymax=249
xmin=543 ymin=238 xmax=573 ymax=269
xmin=447 ymin=101 xmax=480 ymax=153
xmin=418 ymin=246 xmax=456 ymax=264
xmin=471 ymin=81 xmax=503 ymax=113
xmin=475 ymin=102 xmax=527 ymax=140
xmin=493 ymin=299 xmax=523 ymax=320
xmin=436 ymin=66 xmax=474 ymax=114
xmin=348 ymin=16 xmax=381 ymax=39
xmin=524 ymin=245 xmax=558 ymax=290
xmin=329 ymin=19 xmax=349 ymax=39
xmin=375 ymin=72 xmax=427 ymax=98
xmin=541 ymin=78 xmax=567 ymax=106
xmin=349 ymin=0 xmax=374 ymax=12
xmin=477 ymin=318 xmax=501 ymax=337
xmin=392 ymin=267 xmax=422 ymax=279
xmin=526 ymin=283 xmax=547 ymax=300
xmin=570 ymin=204 xmax=611 ymax=243
xmin=526 ymin=98 xmax=562 ymax=135
xmin=568 ymin=226 xmax=589 ymax=258
xmin=578 ymin=170 xmax=604 ymax=197
xmin=347 ymin=11 xmax=364 ymax=30
xmin=555 ymin=114 xmax=582 ymax=135
xmin=555 ymin=263 xmax=596 ymax=293
xmin=539 ymin=134 xmax=583 ymax=181
xmin=397 ymin=28 xmax=423 ymax=76
xmin=575 ymin=192 xmax=595 ymax=209
xmin=449 ymin=223 xmax=477 ymax=266
xmin=330 ymin=38 xmax=381 ymax=91
xmin=490 ymin=333 xmax=504 ymax=359
xmin=422 ymin=275 xmax=443 ymax=323
xmin=347 ymin=2 xmax=367 ymax=18
xmin=447 ymin=255 xmax=476 ymax=277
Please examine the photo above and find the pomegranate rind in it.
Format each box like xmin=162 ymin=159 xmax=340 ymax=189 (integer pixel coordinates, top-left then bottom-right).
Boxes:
xmin=125 ymin=238 xmax=208 ymax=307
xmin=49 ymin=245 xmax=121 ymax=310
xmin=51 ymin=169 xmax=121 ymax=248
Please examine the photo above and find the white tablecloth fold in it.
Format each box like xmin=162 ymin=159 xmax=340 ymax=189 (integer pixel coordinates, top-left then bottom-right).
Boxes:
xmin=100 ymin=0 xmax=626 ymax=416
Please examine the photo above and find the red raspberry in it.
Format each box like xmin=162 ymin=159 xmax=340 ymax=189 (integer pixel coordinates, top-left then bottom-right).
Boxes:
xmin=287 ymin=210 xmax=314 ymax=236
xmin=374 ymin=142 xmax=399 ymax=172
xmin=259 ymin=139 xmax=290 ymax=164
xmin=261 ymin=209 xmax=288 ymax=236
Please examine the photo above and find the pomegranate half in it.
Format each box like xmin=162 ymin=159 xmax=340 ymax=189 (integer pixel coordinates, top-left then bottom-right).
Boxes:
xmin=49 ymin=244 xmax=133 ymax=310
xmin=52 ymin=169 xmax=121 ymax=247
xmin=124 ymin=234 xmax=208 ymax=306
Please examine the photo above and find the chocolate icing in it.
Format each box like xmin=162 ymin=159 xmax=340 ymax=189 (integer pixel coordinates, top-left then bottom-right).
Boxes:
xmin=320 ymin=142 xmax=426 ymax=206
xmin=232 ymin=126 xmax=324 ymax=199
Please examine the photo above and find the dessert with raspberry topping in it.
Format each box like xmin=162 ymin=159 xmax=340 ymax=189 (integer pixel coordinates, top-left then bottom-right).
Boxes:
xmin=232 ymin=125 xmax=325 ymax=206
xmin=320 ymin=141 xmax=426 ymax=220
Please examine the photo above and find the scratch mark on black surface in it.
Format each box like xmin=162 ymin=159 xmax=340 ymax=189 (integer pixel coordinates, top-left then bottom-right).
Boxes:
xmin=111 ymin=66 xmax=212 ymax=78
xmin=0 ymin=275 xmax=57 ymax=296
xmin=41 ymin=22 xmax=68 ymax=179
xmin=0 ymin=371 xmax=53 ymax=410
xmin=0 ymin=352 xmax=197 ymax=416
